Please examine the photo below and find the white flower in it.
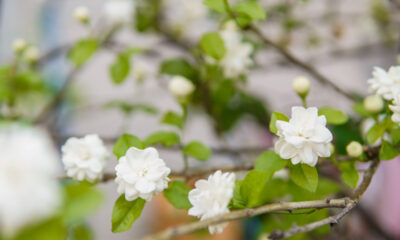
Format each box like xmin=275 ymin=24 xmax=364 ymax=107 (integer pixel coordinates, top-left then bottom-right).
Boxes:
xmin=12 ymin=38 xmax=27 ymax=53
xmin=390 ymin=95 xmax=400 ymax=124
xmin=0 ymin=126 xmax=60 ymax=236
xmin=103 ymin=0 xmax=134 ymax=25
xmin=368 ymin=66 xmax=400 ymax=101
xmin=274 ymin=107 xmax=333 ymax=167
xmin=73 ymin=6 xmax=90 ymax=23
xmin=363 ymin=95 xmax=383 ymax=114
xmin=115 ymin=147 xmax=171 ymax=201
xmin=168 ymin=75 xmax=195 ymax=98
xmin=188 ymin=171 xmax=235 ymax=234
xmin=24 ymin=46 xmax=39 ymax=62
xmin=292 ymin=76 xmax=310 ymax=96
xmin=346 ymin=141 xmax=363 ymax=158
xmin=62 ymin=134 xmax=109 ymax=182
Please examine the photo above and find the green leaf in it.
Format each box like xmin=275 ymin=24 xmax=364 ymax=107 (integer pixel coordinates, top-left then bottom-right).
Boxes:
xmin=233 ymin=1 xmax=266 ymax=20
xmin=72 ymin=224 xmax=93 ymax=240
xmin=366 ymin=117 xmax=390 ymax=144
xmin=105 ymin=101 xmax=158 ymax=115
xmin=62 ymin=181 xmax=103 ymax=222
xmin=390 ymin=127 xmax=400 ymax=145
xmin=352 ymin=102 xmax=372 ymax=118
xmin=183 ymin=141 xmax=212 ymax=161
xmin=145 ymin=131 xmax=180 ymax=147
xmin=200 ymin=32 xmax=226 ymax=60
xmin=254 ymin=150 xmax=287 ymax=177
xmin=230 ymin=180 xmax=246 ymax=209
xmin=113 ymin=134 xmax=145 ymax=159
xmin=163 ymin=180 xmax=192 ymax=209
xmin=380 ymin=140 xmax=400 ymax=160
xmin=68 ymin=38 xmax=98 ymax=67
xmin=269 ymin=111 xmax=289 ymax=134
xmin=110 ymin=55 xmax=130 ymax=84
xmin=112 ymin=195 xmax=146 ymax=233
xmin=318 ymin=107 xmax=348 ymax=125
xmin=339 ymin=162 xmax=359 ymax=189
xmin=160 ymin=58 xmax=197 ymax=80
xmin=289 ymin=164 xmax=318 ymax=192
xmin=204 ymin=0 xmax=226 ymax=13
xmin=14 ymin=218 xmax=66 ymax=240
xmin=240 ymin=170 xmax=270 ymax=207
xmin=161 ymin=111 xmax=184 ymax=129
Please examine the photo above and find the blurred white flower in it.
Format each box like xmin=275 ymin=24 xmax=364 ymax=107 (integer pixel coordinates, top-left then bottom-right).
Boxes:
xmin=188 ymin=170 xmax=235 ymax=234
xmin=12 ymin=38 xmax=27 ymax=53
xmin=115 ymin=147 xmax=171 ymax=201
xmin=132 ymin=60 xmax=151 ymax=82
xmin=275 ymin=107 xmax=332 ymax=167
xmin=363 ymin=95 xmax=383 ymax=114
xmin=0 ymin=126 xmax=60 ymax=236
xmin=62 ymin=134 xmax=109 ymax=182
xmin=368 ymin=66 xmax=400 ymax=101
xmin=24 ymin=46 xmax=39 ymax=62
xmin=292 ymin=76 xmax=310 ymax=96
xmin=168 ymin=75 xmax=195 ymax=99
xmin=73 ymin=6 xmax=90 ymax=23
xmin=103 ymin=0 xmax=134 ymax=25
xmin=346 ymin=141 xmax=363 ymax=158
xmin=390 ymin=96 xmax=400 ymax=124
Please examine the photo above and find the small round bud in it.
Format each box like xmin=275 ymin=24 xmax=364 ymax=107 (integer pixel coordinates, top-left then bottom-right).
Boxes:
xmin=292 ymin=76 xmax=310 ymax=97
xmin=346 ymin=141 xmax=363 ymax=158
xmin=168 ymin=76 xmax=195 ymax=99
xmin=12 ymin=38 xmax=27 ymax=54
xmin=74 ymin=6 xmax=90 ymax=24
xmin=328 ymin=143 xmax=335 ymax=155
xmin=24 ymin=46 xmax=39 ymax=63
xmin=363 ymin=95 xmax=383 ymax=114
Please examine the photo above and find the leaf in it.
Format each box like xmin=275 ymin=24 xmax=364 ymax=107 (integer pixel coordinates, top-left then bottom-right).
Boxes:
xmin=161 ymin=111 xmax=184 ymax=129
xmin=352 ymin=102 xmax=372 ymax=118
xmin=230 ymin=180 xmax=246 ymax=209
xmin=111 ymin=195 xmax=146 ymax=233
xmin=72 ymin=224 xmax=93 ymax=240
xmin=289 ymin=164 xmax=318 ymax=192
xmin=62 ymin=181 xmax=104 ymax=222
xmin=105 ymin=101 xmax=158 ymax=115
xmin=318 ymin=107 xmax=348 ymax=125
xmin=379 ymin=140 xmax=400 ymax=160
xmin=233 ymin=1 xmax=266 ymax=20
xmin=163 ymin=180 xmax=192 ymax=209
xmin=68 ymin=38 xmax=98 ymax=67
xmin=254 ymin=150 xmax=287 ymax=177
xmin=200 ymin=32 xmax=226 ymax=60
xmin=145 ymin=131 xmax=180 ymax=147
xmin=390 ymin=127 xmax=400 ymax=145
xmin=240 ymin=170 xmax=270 ymax=207
xmin=183 ymin=141 xmax=212 ymax=161
xmin=339 ymin=162 xmax=359 ymax=189
xmin=203 ymin=0 xmax=226 ymax=13
xmin=14 ymin=218 xmax=66 ymax=240
xmin=160 ymin=58 xmax=197 ymax=79
xmin=269 ymin=112 xmax=289 ymax=134
xmin=113 ymin=134 xmax=145 ymax=159
xmin=110 ymin=55 xmax=130 ymax=84
xmin=366 ymin=117 xmax=390 ymax=144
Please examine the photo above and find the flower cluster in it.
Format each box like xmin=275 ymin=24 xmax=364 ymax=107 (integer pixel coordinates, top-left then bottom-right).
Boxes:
xmin=275 ymin=106 xmax=333 ymax=166
xmin=188 ymin=171 xmax=236 ymax=234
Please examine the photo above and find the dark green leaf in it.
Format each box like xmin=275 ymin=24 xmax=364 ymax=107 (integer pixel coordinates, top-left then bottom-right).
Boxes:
xmin=269 ymin=112 xmax=289 ymax=134
xmin=200 ymin=32 xmax=226 ymax=60
xmin=380 ymin=140 xmax=400 ymax=160
xmin=163 ymin=180 xmax=192 ymax=209
xmin=233 ymin=1 xmax=266 ymax=20
xmin=145 ymin=131 xmax=180 ymax=147
xmin=111 ymin=196 xmax=146 ymax=233
xmin=254 ymin=150 xmax=287 ymax=177
xmin=161 ymin=111 xmax=184 ymax=129
xmin=339 ymin=162 xmax=359 ymax=189
xmin=68 ymin=39 xmax=98 ymax=67
xmin=318 ymin=107 xmax=348 ymax=125
xmin=240 ymin=170 xmax=270 ymax=207
xmin=160 ymin=58 xmax=196 ymax=80
xmin=183 ymin=141 xmax=212 ymax=161
xmin=72 ymin=224 xmax=93 ymax=240
xmin=113 ymin=134 xmax=145 ymax=159
xmin=289 ymin=164 xmax=318 ymax=192
xmin=14 ymin=218 xmax=65 ymax=240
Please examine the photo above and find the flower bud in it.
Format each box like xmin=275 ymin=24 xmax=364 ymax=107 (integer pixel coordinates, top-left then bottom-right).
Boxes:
xmin=292 ymin=76 xmax=310 ymax=97
xmin=363 ymin=95 xmax=383 ymax=114
xmin=168 ymin=76 xmax=195 ymax=99
xmin=12 ymin=38 xmax=27 ymax=54
xmin=346 ymin=141 xmax=363 ymax=158
xmin=73 ymin=6 xmax=90 ymax=24
xmin=24 ymin=46 xmax=39 ymax=63
xmin=328 ymin=143 xmax=335 ymax=155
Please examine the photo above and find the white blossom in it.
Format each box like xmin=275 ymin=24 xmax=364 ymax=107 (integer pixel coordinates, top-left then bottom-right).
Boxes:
xmin=62 ymin=134 xmax=109 ymax=182
xmin=12 ymin=38 xmax=27 ymax=53
xmin=390 ymin=95 xmax=400 ymax=124
xmin=168 ymin=75 xmax=195 ymax=98
xmin=363 ymin=95 xmax=383 ymax=114
xmin=103 ymin=0 xmax=134 ymax=25
xmin=346 ymin=141 xmax=363 ymax=158
xmin=292 ymin=76 xmax=310 ymax=96
xmin=73 ymin=6 xmax=90 ymax=23
xmin=24 ymin=46 xmax=39 ymax=62
xmin=188 ymin=170 xmax=235 ymax=234
xmin=368 ymin=66 xmax=400 ymax=101
xmin=115 ymin=147 xmax=171 ymax=201
xmin=0 ymin=126 xmax=61 ymax=236
xmin=274 ymin=107 xmax=333 ymax=167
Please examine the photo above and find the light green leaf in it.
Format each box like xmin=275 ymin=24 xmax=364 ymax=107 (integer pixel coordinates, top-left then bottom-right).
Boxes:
xmin=72 ymin=224 xmax=93 ymax=240
xmin=352 ymin=102 xmax=372 ymax=118
xmin=269 ymin=111 xmax=289 ymax=134
xmin=230 ymin=180 xmax=246 ymax=209
xmin=163 ymin=180 xmax=192 ymax=209
xmin=318 ymin=107 xmax=348 ymax=125
xmin=254 ymin=150 xmax=287 ymax=177
xmin=160 ymin=58 xmax=196 ymax=80
xmin=390 ymin=127 xmax=400 ymax=145
xmin=204 ymin=0 xmax=226 ymax=13
xmin=380 ymin=140 xmax=400 ymax=160
xmin=366 ymin=117 xmax=390 ymax=144
xmin=112 ymin=195 xmax=146 ymax=233
xmin=113 ymin=134 xmax=145 ymax=159
xmin=233 ymin=1 xmax=266 ymax=20
xmin=14 ymin=218 xmax=66 ymax=240
xmin=200 ymin=32 xmax=226 ymax=60
xmin=105 ymin=101 xmax=158 ymax=115
xmin=240 ymin=170 xmax=270 ymax=207
xmin=183 ymin=141 xmax=212 ymax=161
xmin=161 ymin=111 xmax=184 ymax=129
xmin=289 ymin=164 xmax=318 ymax=192
xmin=339 ymin=162 xmax=359 ymax=189
xmin=145 ymin=131 xmax=180 ymax=147
xmin=68 ymin=38 xmax=98 ymax=67
xmin=110 ymin=55 xmax=130 ymax=84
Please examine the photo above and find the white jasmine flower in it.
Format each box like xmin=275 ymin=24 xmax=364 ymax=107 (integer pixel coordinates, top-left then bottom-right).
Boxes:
xmin=188 ymin=171 xmax=235 ymax=234
xmin=168 ymin=75 xmax=195 ymax=98
xmin=292 ymin=76 xmax=310 ymax=96
xmin=115 ymin=147 xmax=171 ymax=201
xmin=73 ymin=6 xmax=90 ymax=23
xmin=363 ymin=95 xmax=383 ymax=114
xmin=368 ymin=66 xmax=400 ymax=101
xmin=24 ymin=46 xmax=39 ymax=62
xmin=346 ymin=141 xmax=363 ymax=158
xmin=103 ymin=0 xmax=134 ymax=25
xmin=12 ymin=38 xmax=27 ymax=53
xmin=62 ymin=134 xmax=109 ymax=182
xmin=274 ymin=107 xmax=333 ymax=167
xmin=0 ymin=126 xmax=60 ymax=236
xmin=390 ymin=95 xmax=400 ymax=124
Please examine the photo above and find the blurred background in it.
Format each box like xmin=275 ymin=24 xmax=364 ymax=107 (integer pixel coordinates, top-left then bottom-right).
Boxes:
xmin=1 ymin=0 xmax=400 ymax=239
